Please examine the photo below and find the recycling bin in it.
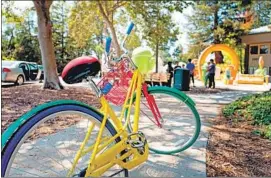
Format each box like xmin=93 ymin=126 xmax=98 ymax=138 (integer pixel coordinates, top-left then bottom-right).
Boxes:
xmin=173 ymin=68 xmax=190 ymax=91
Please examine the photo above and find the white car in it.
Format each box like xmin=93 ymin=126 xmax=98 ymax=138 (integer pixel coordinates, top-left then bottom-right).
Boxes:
xmin=2 ymin=61 xmax=40 ymax=85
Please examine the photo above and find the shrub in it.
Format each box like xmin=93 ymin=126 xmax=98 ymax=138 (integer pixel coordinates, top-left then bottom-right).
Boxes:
xmin=222 ymin=91 xmax=271 ymax=140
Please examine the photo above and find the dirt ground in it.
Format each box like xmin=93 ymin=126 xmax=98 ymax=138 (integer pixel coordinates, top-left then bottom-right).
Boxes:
xmin=1 ymin=84 xmax=100 ymax=133
xmin=206 ymin=112 xmax=271 ymax=177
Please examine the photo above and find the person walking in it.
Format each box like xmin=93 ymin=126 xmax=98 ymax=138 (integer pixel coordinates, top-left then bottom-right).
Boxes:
xmin=186 ymin=59 xmax=195 ymax=87
xmin=166 ymin=61 xmax=174 ymax=87
xmin=208 ymin=59 xmax=216 ymax=89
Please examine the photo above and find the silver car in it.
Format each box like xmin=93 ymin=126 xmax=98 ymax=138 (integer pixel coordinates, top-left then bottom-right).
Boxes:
xmin=2 ymin=61 xmax=40 ymax=85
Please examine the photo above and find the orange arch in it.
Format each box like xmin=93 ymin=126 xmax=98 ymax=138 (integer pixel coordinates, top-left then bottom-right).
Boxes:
xmin=198 ymin=44 xmax=240 ymax=80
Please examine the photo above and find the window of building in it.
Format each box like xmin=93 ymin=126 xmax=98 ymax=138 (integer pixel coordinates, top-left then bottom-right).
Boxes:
xmin=250 ymin=45 xmax=258 ymax=55
xmin=260 ymin=45 xmax=269 ymax=54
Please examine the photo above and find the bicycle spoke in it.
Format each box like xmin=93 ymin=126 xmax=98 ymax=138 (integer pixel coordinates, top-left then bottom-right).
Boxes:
xmin=4 ymin=109 xmax=127 ymax=177
xmin=128 ymin=90 xmax=200 ymax=154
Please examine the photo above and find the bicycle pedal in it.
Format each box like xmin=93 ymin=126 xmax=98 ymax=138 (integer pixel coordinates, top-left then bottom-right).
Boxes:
xmin=126 ymin=131 xmax=147 ymax=154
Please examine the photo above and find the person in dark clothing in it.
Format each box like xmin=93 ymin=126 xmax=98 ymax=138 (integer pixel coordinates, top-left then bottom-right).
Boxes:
xmin=174 ymin=61 xmax=181 ymax=70
xmin=208 ymin=59 xmax=216 ymax=89
xmin=167 ymin=61 xmax=174 ymax=87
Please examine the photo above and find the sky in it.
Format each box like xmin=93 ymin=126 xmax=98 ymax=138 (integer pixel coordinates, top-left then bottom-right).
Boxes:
xmin=11 ymin=1 xmax=193 ymax=53
xmin=172 ymin=6 xmax=194 ymax=53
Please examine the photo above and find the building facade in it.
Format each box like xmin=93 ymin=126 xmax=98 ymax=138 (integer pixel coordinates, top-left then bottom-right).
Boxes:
xmin=241 ymin=25 xmax=271 ymax=76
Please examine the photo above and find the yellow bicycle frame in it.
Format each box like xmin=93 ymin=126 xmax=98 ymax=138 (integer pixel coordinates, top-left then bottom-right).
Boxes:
xmin=68 ymin=69 xmax=149 ymax=177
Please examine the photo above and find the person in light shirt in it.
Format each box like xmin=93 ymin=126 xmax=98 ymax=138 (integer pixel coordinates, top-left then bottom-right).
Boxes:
xmin=186 ymin=59 xmax=195 ymax=87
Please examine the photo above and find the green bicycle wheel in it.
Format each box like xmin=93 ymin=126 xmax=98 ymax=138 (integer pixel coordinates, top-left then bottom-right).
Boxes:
xmin=2 ymin=100 xmax=128 ymax=177
xmin=127 ymin=86 xmax=201 ymax=154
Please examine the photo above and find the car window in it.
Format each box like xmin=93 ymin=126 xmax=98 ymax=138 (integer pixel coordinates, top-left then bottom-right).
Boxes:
xmin=19 ymin=63 xmax=29 ymax=70
xmin=29 ymin=64 xmax=38 ymax=70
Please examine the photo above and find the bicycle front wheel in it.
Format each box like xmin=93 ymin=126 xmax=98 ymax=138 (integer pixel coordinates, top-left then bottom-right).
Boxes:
xmin=128 ymin=86 xmax=201 ymax=154
xmin=2 ymin=102 xmax=128 ymax=177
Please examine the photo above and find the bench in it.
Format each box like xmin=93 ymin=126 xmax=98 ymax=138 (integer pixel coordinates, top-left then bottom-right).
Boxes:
xmin=144 ymin=73 xmax=171 ymax=86
xmin=235 ymin=74 xmax=270 ymax=85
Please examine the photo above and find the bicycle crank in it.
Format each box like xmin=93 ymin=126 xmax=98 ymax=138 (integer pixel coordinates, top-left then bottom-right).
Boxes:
xmin=126 ymin=131 xmax=147 ymax=155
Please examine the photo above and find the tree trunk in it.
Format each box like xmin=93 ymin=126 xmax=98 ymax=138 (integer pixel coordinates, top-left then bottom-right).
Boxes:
xmin=7 ymin=29 xmax=14 ymax=55
xmin=97 ymin=1 xmax=121 ymax=57
xmin=244 ymin=44 xmax=249 ymax=74
xmin=108 ymin=23 xmax=121 ymax=56
xmin=214 ymin=51 xmax=224 ymax=63
xmin=61 ymin=2 xmax=64 ymax=60
xmin=155 ymin=40 xmax=159 ymax=73
xmin=212 ymin=1 xmax=224 ymax=64
xmin=33 ymin=0 xmax=63 ymax=90
xmin=213 ymin=0 xmax=219 ymax=44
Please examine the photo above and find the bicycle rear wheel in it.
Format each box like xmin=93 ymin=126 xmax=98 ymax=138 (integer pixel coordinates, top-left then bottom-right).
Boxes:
xmin=2 ymin=102 xmax=128 ymax=177
xmin=127 ymin=86 xmax=201 ymax=154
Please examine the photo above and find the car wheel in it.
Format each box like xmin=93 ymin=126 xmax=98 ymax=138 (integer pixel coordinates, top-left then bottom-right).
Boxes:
xmin=15 ymin=75 xmax=24 ymax=85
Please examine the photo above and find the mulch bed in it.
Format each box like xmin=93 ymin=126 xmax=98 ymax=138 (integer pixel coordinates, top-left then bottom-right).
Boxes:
xmin=206 ymin=111 xmax=271 ymax=177
xmin=1 ymin=84 xmax=100 ymax=133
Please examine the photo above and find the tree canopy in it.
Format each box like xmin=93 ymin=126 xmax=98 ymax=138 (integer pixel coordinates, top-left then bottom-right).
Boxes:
xmin=2 ymin=0 xmax=270 ymax=83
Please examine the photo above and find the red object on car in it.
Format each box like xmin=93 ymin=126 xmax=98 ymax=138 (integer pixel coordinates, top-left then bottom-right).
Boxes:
xmin=3 ymin=68 xmax=11 ymax=72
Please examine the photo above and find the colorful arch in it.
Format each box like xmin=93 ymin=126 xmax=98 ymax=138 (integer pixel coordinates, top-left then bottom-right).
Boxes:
xmin=198 ymin=44 xmax=240 ymax=81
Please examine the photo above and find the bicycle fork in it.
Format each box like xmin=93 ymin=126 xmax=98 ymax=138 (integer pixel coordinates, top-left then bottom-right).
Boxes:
xmin=142 ymin=83 xmax=163 ymax=128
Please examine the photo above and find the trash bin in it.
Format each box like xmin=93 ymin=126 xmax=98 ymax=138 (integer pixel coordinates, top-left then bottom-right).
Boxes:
xmin=173 ymin=68 xmax=190 ymax=91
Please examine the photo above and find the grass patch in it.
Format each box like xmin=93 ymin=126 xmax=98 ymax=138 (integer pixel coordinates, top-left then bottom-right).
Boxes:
xmin=222 ymin=91 xmax=271 ymax=140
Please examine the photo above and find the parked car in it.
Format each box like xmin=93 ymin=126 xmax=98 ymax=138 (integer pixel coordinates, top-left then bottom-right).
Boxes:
xmin=2 ymin=61 xmax=40 ymax=85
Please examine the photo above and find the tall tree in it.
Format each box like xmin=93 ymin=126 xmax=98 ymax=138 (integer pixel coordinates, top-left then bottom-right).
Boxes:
xmin=2 ymin=2 xmax=41 ymax=62
xmin=15 ymin=8 xmax=41 ymax=63
xmin=51 ymin=1 xmax=76 ymax=72
xmin=33 ymin=0 xmax=63 ymax=90
xmin=249 ymin=1 xmax=271 ymax=28
xmin=172 ymin=45 xmax=183 ymax=61
xmin=127 ymin=1 xmax=189 ymax=72
xmin=69 ymin=1 xmax=128 ymax=57
xmin=2 ymin=1 xmax=22 ymax=60
xmin=187 ymin=0 xmax=271 ymax=49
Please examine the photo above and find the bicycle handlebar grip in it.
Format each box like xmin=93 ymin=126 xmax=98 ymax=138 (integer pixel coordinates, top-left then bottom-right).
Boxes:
xmin=126 ymin=22 xmax=134 ymax=35
xmin=105 ymin=37 xmax=112 ymax=54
